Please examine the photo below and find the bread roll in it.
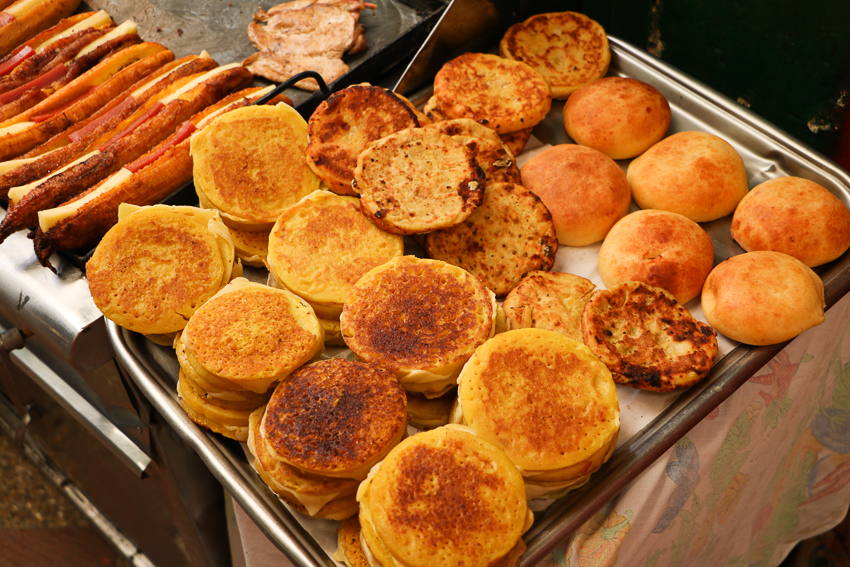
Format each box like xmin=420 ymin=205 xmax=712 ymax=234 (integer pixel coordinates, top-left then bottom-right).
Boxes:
xmin=701 ymin=251 xmax=825 ymax=345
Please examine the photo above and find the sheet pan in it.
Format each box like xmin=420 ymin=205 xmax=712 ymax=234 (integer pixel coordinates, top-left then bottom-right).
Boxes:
xmin=109 ymin=36 xmax=850 ymax=567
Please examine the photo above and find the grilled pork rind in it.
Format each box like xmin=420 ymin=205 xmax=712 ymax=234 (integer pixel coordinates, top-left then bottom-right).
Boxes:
xmin=266 ymin=189 xmax=404 ymax=320
xmin=432 ymin=52 xmax=552 ymax=134
xmin=353 ymin=127 xmax=485 ymax=235
xmin=425 ymin=181 xmax=557 ymax=296
xmin=86 ymin=204 xmax=239 ymax=340
xmin=0 ymin=0 xmax=82 ymax=58
xmin=340 ymin=256 xmax=496 ymax=397
xmin=357 ymin=425 xmax=532 ymax=567
xmin=582 ymin=281 xmax=718 ymax=392
xmin=500 ymin=11 xmax=610 ymax=99
xmin=306 ymin=83 xmax=421 ymax=196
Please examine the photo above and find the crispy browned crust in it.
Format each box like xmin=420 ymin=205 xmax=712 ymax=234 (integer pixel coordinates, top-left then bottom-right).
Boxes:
xmin=0 ymin=0 xmax=82 ymax=58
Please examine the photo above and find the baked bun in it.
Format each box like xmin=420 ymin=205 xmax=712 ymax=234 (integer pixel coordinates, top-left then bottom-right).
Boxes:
xmin=731 ymin=176 xmax=850 ymax=267
xmin=520 ymin=144 xmax=631 ymax=246
xmin=627 ymin=131 xmax=749 ymax=222
xmin=563 ymin=76 xmax=671 ymax=159
xmin=598 ymin=209 xmax=714 ymax=304
xmin=701 ymin=251 xmax=825 ymax=345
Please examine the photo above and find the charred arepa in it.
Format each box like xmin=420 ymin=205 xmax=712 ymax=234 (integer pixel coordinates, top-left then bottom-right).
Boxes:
xmin=423 ymin=118 xmax=522 ymax=185
xmin=582 ymin=281 xmax=718 ymax=392
xmin=86 ymin=204 xmax=239 ymax=344
xmin=454 ymin=329 xmax=619 ymax=499
xmin=340 ymin=256 xmax=496 ymax=398
xmin=357 ymin=425 xmax=533 ymax=567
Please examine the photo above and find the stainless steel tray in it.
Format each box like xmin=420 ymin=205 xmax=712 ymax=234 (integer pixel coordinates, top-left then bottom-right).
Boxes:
xmin=110 ymin=36 xmax=850 ymax=567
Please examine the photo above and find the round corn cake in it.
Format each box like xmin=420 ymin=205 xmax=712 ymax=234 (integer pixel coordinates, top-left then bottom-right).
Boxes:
xmin=191 ymin=104 xmax=322 ymax=229
xmin=424 ymin=119 xmax=520 ymax=183
xmin=86 ymin=205 xmax=233 ymax=336
xmin=357 ymin=425 xmax=531 ymax=567
xmin=564 ymin=76 xmax=671 ymax=159
xmin=261 ymin=358 xmax=407 ymax=480
xmin=266 ymin=190 xmax=404 ymax=319
xmin=353 ymin=128 xmax=485 ymax=234
xmin=425 ymin=181 xmax=558 ymax=296
xmin=731 ymin=176 xmax=850 ymax=267
xmin=228 ymin=225 xmax=270 ymax=268
xmin=423 ymin=117 xmax=502 ymax=142
xmin=176 ymin=374 xmax=256 ymax=428
xmin=306 ymin=84 xmax=421 ymax=196
xmin=340 ymin=256 xmax=496 ymax=396
xmin=702 ymin=251 xmax=825 ymax=346
xmin=502 ymin=271 xmax=596 ymax=342
xmin=433 ymin=52 xmax=552 ymax=134
xmin=336 ymin=516 xmax=370 ymax=567
xmin=598 ymin=209 xmax=715 ymax=305
xmin=405 ymin=390 xmax=455 ymax=430
xmin=178 ymin=366 xmax=271 ymax=411
xmin=500 ymin=11 xmax=610 ymax=99
xmin=582 ymin=281 xmax=718 ymax=392
xmin=181 ymin=278 xmax=324 ymax=394
xmin=499 ymin=127 xmax=533 ymax=156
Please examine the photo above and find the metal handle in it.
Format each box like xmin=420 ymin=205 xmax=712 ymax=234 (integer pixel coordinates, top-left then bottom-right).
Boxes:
xmin=10 ymin=347 xmax=151 ymax=478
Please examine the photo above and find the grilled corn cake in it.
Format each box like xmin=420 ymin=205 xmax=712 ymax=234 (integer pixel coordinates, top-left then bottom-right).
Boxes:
xmin=340 ymin=256 xmax=496 ymax=397
xmin=500 ymin=11 xmax=610 ymax=99
xmin=176 ymin=372 xmax=256 ymax=442
xmin=335 ymin=515 xmax=370 ymax=567
xmin=500 ymin=127 xmax=533 ymax=156
xmin=502 ymin=271 xmax=596 ymax=343
xmin=425 ymin=181 xmax=558 ymax=296
xmin=455 ymin=329 xmax=619 ymax=499
xmin=306 ymin=84 xmax=422 ymax=196
xmin=191 ymin=103 xmax=322 ymax=230
xmin=266 ymin=190 xmax=404 ymax=319
xmin=86 ymin=204 xmax=238 ymax=339
xmin=181 ymin=278 xmax=324 ymax=394
xmin=582 ymin=281 xmax=718 ymax=391
xmin=228 ymin=225 xmax=270 ymax=268
xmin=357 ymin=425 xmax=533 ymax=567
xmin=353 ymin=127 xmax=484 ymax=234
xmin=260 ymin=358 xmax=407 ymax=481
xmin=405 ymin=390 xmax=455 ymax=430
xmin=423 ymin=118 xmax=521 ymax=183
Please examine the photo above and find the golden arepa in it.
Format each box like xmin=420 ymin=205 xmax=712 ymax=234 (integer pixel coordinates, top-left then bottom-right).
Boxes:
xmin=357 ymin=425 xmax=532 ymax=567
xmin=701 ymin=251 xmax=825 ymax=346
xmin=335 ymin=516 xmax=370 ymax=567
xmin=563 ymin=76 xmax=671 ymax=159
xmin=423 ymin=119 xmax=521 ymax=183
xmin=260 ymin=358 xmax=406 ymax=480
xmin=627 ymin=131 xmax=749 ymax=222
xmin=405 ymin=390 xmax=455 ymax=430
xmin=228 ymin=225 xmax=270 ymax=268
xmin=266 ymin=190 xmax=404 ymax=319
xmin=191 ymin=103 xmax=322 ymax=230
xmin=500 ymin=127 xmax=533 ymax=157
xmin=86 ymin=204 xmax=237 ymax=338
xmin=306 ymin=84 xmax=421 ymax=196
xmin=178 ymin=366 xmax=271 ymax=411
xmin=181 ymin=278 xmax=324 ymax=394
xmin=582 ymin=281 xmax=718 ymax=391
xmin=502 ymin=271 xmax=596 ymax=343
xmin=500 ymin=11 xmax=610 ymax=99
xmin=433 ymin=52 xmax=552 ymax=134
xmin=176 ymin=373 xmax=256 ymax=443
xmin=521 ymin=144 xmax=631 ymax=246
xmin=353 ymin=127 xmax=484 ymax=234
xmin=425 ymin=181 xmax=558 ymax=296
xmin=598 ymin=209 xmax=715 ymax=305
xmin=455 ymin=329 xmax=619 ymax=499
xmin=731 ymin=176 xmax=850 ymax=267
xmin=340 ymin=256 xmax=496 ymax=397
xmin=247 ymin=408 xmax=360 ymax=519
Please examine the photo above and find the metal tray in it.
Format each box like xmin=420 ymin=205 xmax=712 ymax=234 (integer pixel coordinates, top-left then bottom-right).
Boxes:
xmin=110 ymin=36 xmax=850 ymax=567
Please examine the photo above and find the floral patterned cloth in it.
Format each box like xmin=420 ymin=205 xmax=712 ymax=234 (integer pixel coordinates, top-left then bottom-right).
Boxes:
xmin=541 ymin=292 xmax=850 ymax=567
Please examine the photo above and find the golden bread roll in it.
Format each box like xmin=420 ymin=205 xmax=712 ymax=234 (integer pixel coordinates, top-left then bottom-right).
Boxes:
xmin=432 ymin=52 xmax=552 ymax=134
xmin=500 ymin=11 xmax=610 ymax=99
xmin=582 ymin=281 xmax=718 ymax=391
xmin=266 ymin=189 xmax=404 ymax=319
xmin=425 ymin=181 xmax=558 ymax=296
xmin=627 ymin=131 xmax=749 ymax=222
xmin=598 ymin=209 xmax=715 ymax=304
xmin=353 ymin=127 xmax=484 ymax=234
xmin=502 ymin=271 xmax=596 ymax=342
xmin=455 ymin=329 xmax=619 ymax=499
xmin=563 ymin=76 xmax=671 ymax=159
xmin=357 ymin=425 xmax=532 ymax=567
xmin=701 ymin=251 xmax=825 ymax=345
xmin=191 ymin=103 xmax=321 ymax=230
xmin=86 ymin=204 xmax=237 ymax=338
xmin=520 ymin=144 xmax=631 ymax=246
xmin=731 ymin=176 xmax=850 ymax=267
xmin=306 ymin=84 xmax=421 ymax=196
